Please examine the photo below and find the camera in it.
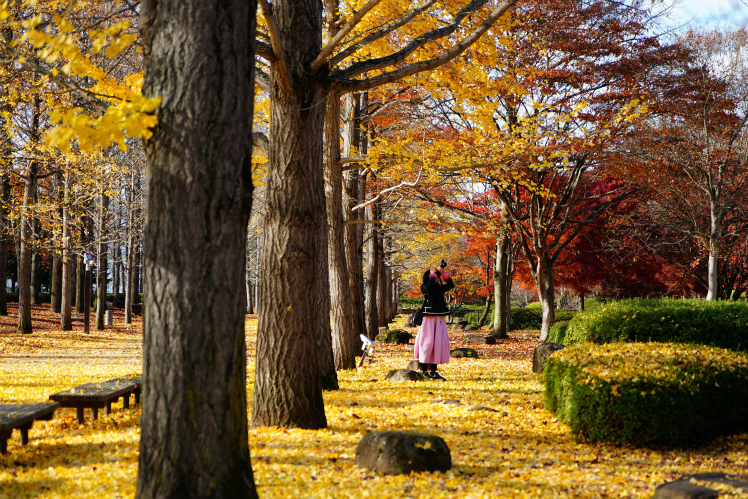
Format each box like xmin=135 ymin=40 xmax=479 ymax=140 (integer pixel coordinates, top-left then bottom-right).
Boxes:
xmin=439 ymin=260 xmax=447 ymax=268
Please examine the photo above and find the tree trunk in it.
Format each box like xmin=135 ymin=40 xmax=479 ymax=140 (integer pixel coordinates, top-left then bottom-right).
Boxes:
xmin=136 ymin=0 xmax=258 ymax=497
xmin=377 ymin=234 xmax=387 ymax=327
xmin=536 ymin=255 xmax=556 ymax=342
xmin=491 ymin=225 xmax=511 ymax=339
xmin=30 ymin=252 xmax=41 ymax=305
xmin=0 ymin=173 xmax=10 ymax=316
xmin=50 ymin=252 xmax=62 ymax=313
xmin=315 ymin=212 xmax=339 ymax=391
xmin=95 ymin=193 xmax=109 ymax=329
xmin=342 ymin=92 xmax=366 ymax=353
xmin=61 ymin=173 xmax=72 ymax=331
xmin=18 ymin=154 xmax=39 ymax=334
xmin=705 ymin=200 xmax=722 ymax=301
xmin=325 ymin=93 xmax=357 ymax=370
xmin=250 ymin=0 xmax=329 ymax=429
xmin=477 ymin=253 xmax=491 ymax=327
xmin=364 ymin=203 xmax=379 ymax=340
xmin=70 ymin=256 xmax=77 ymax=308
xmin=75 ymin=251 xmax=85 ymax=314
xmin=125 ymin=170 xmax=136 ymax=324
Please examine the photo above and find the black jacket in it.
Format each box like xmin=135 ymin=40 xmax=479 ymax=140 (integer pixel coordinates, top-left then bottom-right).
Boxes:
xmin=421 ymin=274 xmax=455 ymax=316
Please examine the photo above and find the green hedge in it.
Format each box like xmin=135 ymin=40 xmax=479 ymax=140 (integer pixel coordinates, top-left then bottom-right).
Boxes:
xmin=510 ymin=307 xmax=576 ymax=331
xmin=551 ymin=298 xmax=748 ymax=351
xmin=545 ymin=342 xmax=748 ymax=447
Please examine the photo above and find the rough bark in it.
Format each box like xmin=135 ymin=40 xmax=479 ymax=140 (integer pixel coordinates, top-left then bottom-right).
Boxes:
xmin=135 ymin=1 xmax=258 ymax=498
xmin=342 ymin=92 xmax=366 ymax=352
xmin=364 ymin=203 xmax=379 ymax=340
xmin=95 ymin=193 xmax=109 ymax=329
xmin=325 ymin=93 xmax=357 ymax=370
xmin=250 ymin=0 xmax=329 ymax=429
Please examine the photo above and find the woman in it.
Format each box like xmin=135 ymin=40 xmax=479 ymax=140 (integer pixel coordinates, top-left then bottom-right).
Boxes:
xmin=414 ymin=261 xmax=455 ymax=381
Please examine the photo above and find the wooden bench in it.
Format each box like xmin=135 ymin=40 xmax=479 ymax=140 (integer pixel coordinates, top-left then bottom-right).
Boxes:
xmin=49 ymin=377 xmax=141 ymax=424
xmin=0 ymin=402 xmax=60 ymax=454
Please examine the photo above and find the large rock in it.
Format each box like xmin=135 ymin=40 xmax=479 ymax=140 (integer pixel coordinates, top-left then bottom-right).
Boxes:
xmin=450 ymin=347 xmax=479 ymax=358
xmin=462 ymin=334 xmax=496 ymax=345
xmin=385 ymin=369 xmax=425 ymax=382
xmin=376 ymin=329 xmax=413 ymax=344
xmin=406 ymin=359 xmax=421 ymax=371
xmin=355 ymin=431 xmax=452 ymax=475
xmin=653 ymin=473 xmax=748 ymax=499
xmin=532 ymin=342 xmax=565 ymax=373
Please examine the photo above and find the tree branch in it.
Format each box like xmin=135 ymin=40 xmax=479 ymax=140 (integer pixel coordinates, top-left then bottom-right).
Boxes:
xmin=350 ymin=170 xmax=422 ymax=212
xmin=327 ymin=0 xmax=437 ymax=71
xmin=258 ymin=0 xmax=293 ymax=95
xmin=253 ymin=132 xmax=269 ymax=156
xmin=1 ymin=42 xmax=109 ymax=112
xmin=311 ymin=0 xmax=384 ymax=73
xmin=333 ymin=0 xmax=518 ymax=92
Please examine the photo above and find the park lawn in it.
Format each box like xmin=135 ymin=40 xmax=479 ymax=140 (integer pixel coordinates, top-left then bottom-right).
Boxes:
xmin=0 ymin=308 xmax=745 ymax=498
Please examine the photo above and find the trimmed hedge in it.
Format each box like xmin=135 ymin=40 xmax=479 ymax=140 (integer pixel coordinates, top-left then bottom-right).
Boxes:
xmin=545 ymin=342 xmax=748 ymax=448
xmin=549 ymin=298 xmax=748 ymax=351
xmin=510 ymin=307 xmax=576 ymax=331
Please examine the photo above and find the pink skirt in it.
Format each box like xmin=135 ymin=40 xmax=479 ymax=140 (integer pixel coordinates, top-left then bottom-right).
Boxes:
xmin=414 ymin=316 xmax=450 ymax=365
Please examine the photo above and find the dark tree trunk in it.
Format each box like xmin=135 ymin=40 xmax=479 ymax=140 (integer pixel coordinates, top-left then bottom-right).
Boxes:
xmin=250 ymin=0 xmax=330 ymax=429
xmin=325 ymin=93 xmax=356 ymax=370
xmin=364 ymin=203 xmax=379 ymax=339
xmin=61 ymin=173 xmax=72 ymax=331
xmin=315 ymin=212 xmax=339 ymax=391
xmin=95 ymin=193 xmax=109 ymax=329
xmin=136 ymin=1 xmax=258 ymax=498
xmin=125 ymin=170 xmax=137 ymax=323
xmin=50 ymin=252 xmax=62 ymax=313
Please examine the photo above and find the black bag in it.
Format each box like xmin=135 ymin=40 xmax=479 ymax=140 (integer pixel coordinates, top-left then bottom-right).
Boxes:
xmin=414 ymin=305 xmax=424 ymax=326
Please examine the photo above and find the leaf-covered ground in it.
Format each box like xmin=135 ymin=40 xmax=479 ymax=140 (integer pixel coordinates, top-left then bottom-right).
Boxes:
xmin=1 ymin=305 xmax=747 ymax=498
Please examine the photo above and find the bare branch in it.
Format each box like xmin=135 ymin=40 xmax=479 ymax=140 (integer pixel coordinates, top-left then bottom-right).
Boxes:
xmin=351 ymin=170 xmax=422 ymax=212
